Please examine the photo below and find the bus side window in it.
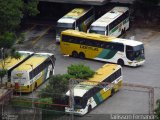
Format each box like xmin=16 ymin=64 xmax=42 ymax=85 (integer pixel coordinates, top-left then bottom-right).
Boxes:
xmin=108 ymin=43 xmax=113 ymax=50
xmin=85 ymin=39 xmax=93 ymax=46
xmin=79 ymin=38 xmax=85 ymax=44
xmin=115 ymin=43 xmax=124 ymax=52
xmin=110 ymin=44 xmax=115 ymax=50
xmin=104 ymin=42 xmax=110 ymax=49
xmin=99 ymin=41 xmax=105 ymax=48
xmin=94 ymin=41 xmax=101 ymax=48
xmin=62 ymin=35 xmax=67 ymax=42
xmin=92 ymin=40 xmax=98 ymax=47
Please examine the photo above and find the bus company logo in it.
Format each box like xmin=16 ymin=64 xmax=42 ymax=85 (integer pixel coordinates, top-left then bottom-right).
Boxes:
xmin=16 ymin=73 xmax=23 ymax=78
xmin=80 ymin=45 xmax=98 ymax=51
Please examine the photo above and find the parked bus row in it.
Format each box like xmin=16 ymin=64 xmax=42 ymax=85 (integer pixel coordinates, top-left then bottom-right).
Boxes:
xmin=0 ymin=50 xmax=123 ymax=115
xmin=56 ymin=6 xmax=129 ymax=42
xmin=0 ymin=51 xmax=56 ymax=92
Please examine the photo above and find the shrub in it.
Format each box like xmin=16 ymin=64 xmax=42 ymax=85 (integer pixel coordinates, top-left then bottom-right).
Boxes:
xmin=67 ymin=63 xmax=95 ymax=80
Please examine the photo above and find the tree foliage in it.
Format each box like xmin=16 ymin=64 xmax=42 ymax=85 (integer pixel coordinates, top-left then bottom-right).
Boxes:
xmin=0 ymin=0 xmax=39 ymax=86
xmin=35 ymin=98 xmax=53 ymax=109
xmin=0 ymin=69 xmax=7 ymax=86
xmin=155 ymin=99 xmax=160 ymax=120
xmin=0 ymin=32 xmax=16 ymax=49
xmin=67 ymin=64 xmax=95 ymax=79
xmin=40 ymin=64 xmax=95 ymax=104
xmin=0 ymin=32 xmax=21 ymax=86
xmin=0 ymin=0 xmax=23 ymax=33
xmin=23 ymin=0 xmax=39 ymax=16
xmin=40 ymin=74 xmax=69 ymax=102
xmin=0 ymin=0 xmax=39 ymax=34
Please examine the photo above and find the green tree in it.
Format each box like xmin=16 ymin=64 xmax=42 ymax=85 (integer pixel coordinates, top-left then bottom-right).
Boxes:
xmin=67 ymin=63 xmax=95 ymax=79
xmin=40 ymin=74 xmax=69 ymax=103
xmin=155 ymin=99 xmax=160 ymax=120
xmin=0 ymin=0 xmax=39 ymax=86
xmin=0 ymin=69 xmax=7 ymax=87
xmin=23 ymin=0 xmax=39 ymax=16
xmin=0 ymin=0 xmax=39 ymax=34
xmin=0 ymin=32 xmax=16 ymax=49
xmin=0 ymin=32 xmax=21 ymax=86
xmin=40 ymin=64 xmax=95 ymax=105
xmin=36 ymin=98 xmax=53 ymax=109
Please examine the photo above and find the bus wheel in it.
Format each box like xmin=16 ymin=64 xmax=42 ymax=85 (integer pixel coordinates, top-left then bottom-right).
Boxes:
xmin=122 ymin=28 xmax=126 ymax=34
xmin=49 ymin=70 xmax=53 ymax=76
xmin=79 ymin=52 xmax=85 ymax=59
xmin=72 ymin=51 xmax=78 ymax=58
xmin=88 ymin=105 xmax=92 ymax=113
xmin=111 ymin=89 xmax=115 ymax=97
xmin=34 ymin=82 xmax=38 ymax=90
xmin=118 ymin=59 xmax=124 ymax=66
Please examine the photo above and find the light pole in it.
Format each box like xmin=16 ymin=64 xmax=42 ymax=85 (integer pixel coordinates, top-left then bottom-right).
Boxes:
xmin=26 ymin=64 xmax=34 ymax=108
xmin=19 ymin=78 xmax=21 ymax=97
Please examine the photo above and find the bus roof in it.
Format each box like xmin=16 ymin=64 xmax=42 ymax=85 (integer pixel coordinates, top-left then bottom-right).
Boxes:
xmin=62 ymin=29 xmax=143 ymax=46
xmin=91 ymin=6 xmax=128 ymax=27
xmin=0 ymin=51 xmax=33 ymax=70
xmin=13 ymin=53 xmax=53 ymax=71
xmin=66 ymin=64 xmax=121 ymax=97
xmin=57 ymin=7 xmax=91 ymax=23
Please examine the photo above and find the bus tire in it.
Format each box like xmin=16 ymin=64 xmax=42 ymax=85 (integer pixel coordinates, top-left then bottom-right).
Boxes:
xmin=79 ymin=52 xmax=85 ymax=59
xmin=49 ymin=70 xmax=53 ymax=76
xmin=34 ymin=82 xmax=38 ymax=90
xmin=72 ymin=51 xmax=78 ymax=58
xmin=122 ymin=28 xmax=125 ymax=34
xmin=117 ymin=59 xmax=124 ymax=67
xmin=88 ymin=105 xmax=92 ymax=113
xmin=111 ymin=89 xmax=115 ymax=97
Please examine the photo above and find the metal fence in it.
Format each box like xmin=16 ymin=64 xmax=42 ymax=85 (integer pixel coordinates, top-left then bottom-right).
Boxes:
xmin=0 ymin=82 xmax=156 ymax=120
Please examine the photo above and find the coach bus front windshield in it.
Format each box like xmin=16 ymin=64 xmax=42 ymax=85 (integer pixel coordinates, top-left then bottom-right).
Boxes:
xmin=126 ymin=44 xmax=145 ymax=61
xmin=89 ymin=26 xmax=106 ymax=35
xmin=56 ymin=23 xmax=74 ymax=37
xmin=74 ymin=96 xmax=87 ymax=109
xmin=89 ymin=29 xmax=105 ymax=35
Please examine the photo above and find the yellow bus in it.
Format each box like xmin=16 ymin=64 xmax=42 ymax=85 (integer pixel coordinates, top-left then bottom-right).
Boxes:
xmin=0 ymin=51 xmax=34 ymax=82
xmin=65 ymin=64 xmax=122 ymax=115
xmin=60 ymin=30 xmax=145 ymax=67
xmin=56 ymin=7 xmax=95 ymax=42
xmin=11 ymin=52 xmax=56 ymax=93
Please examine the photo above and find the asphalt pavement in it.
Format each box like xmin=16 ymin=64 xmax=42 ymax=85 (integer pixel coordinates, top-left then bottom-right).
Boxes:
xmin=15 ymin=21 xmax=160 ymax=115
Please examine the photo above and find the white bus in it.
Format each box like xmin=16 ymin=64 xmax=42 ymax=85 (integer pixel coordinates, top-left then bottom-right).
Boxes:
xmin=65 ymin=64 xmax=122 ymax=115
xmin=11 ymin=52 xmax=56 ymax=93
xmin=88 ymin=6 xmax=129 ymax=37
xmin=56 ymin=7 xmax=95 ymax=42
xmin=0 ymin=51 xmax=34 ymax=82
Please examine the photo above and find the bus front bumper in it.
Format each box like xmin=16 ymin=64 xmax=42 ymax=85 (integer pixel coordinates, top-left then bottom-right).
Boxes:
xmin=128 ymin=60 xmax=145 ymax=67
xmin=65 ymin=107 xmax=86 ymax=116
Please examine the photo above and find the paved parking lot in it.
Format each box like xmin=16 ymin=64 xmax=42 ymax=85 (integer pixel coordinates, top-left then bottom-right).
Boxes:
xmin=16 ymin=21 xmax=160 ymax=115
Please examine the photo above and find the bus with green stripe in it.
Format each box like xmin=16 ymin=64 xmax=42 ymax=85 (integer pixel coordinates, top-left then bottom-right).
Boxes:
xmin=11 ymin=52 xmax=56 ymax=93
xmin=65 ymin=64 xmax=122 ymax=115
xmin=60 ymin=30 xmax=145 ymax=67
xmin=56 ymin=7 xmax=95 ymax=43
xmin=88 ymin=6 xmax=129 ymax=37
